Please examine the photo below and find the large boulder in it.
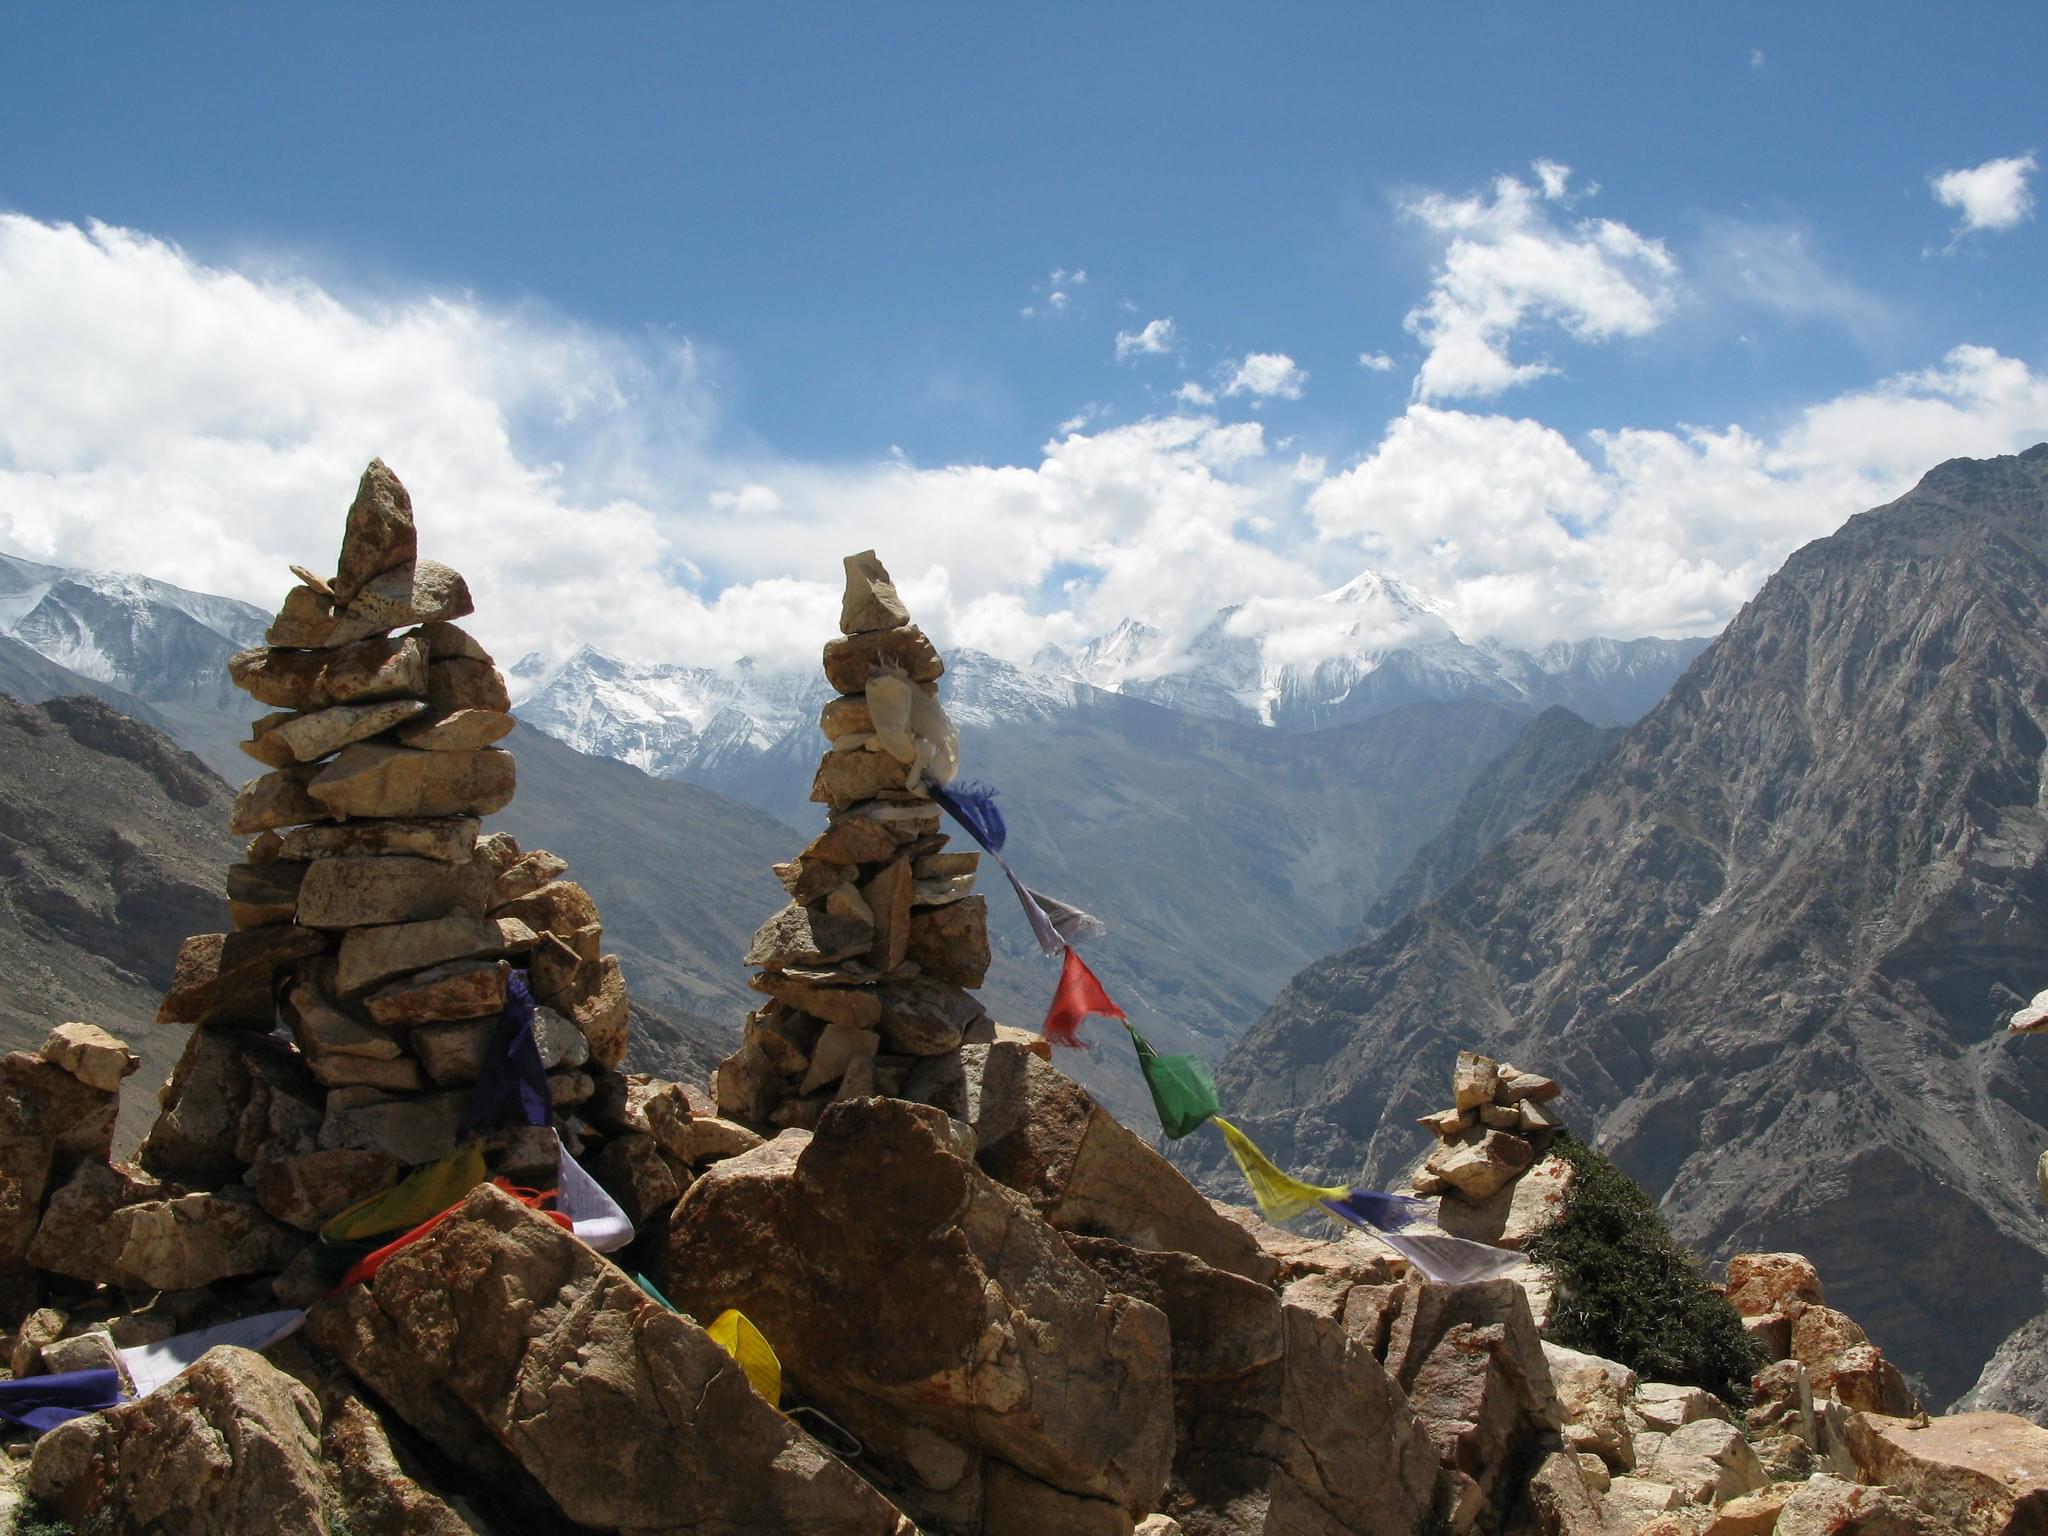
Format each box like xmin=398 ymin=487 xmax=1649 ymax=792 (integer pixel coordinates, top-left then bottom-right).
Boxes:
xmin=1842 ymin=1411 xmax=2048 ymax=1534
xmin=308 ymin=1182 xmax=914 ymax=1535
xmin=963 ymin=1042 xmax=1279 ymax=1286
xmin=141 ymin=1030 xmax=323 ymax=1185
xmin=29 ymin=1346 xmax=327 ymax=1535
xmin=0 ymin=1048 xmax=125 ymax=1318
xmin=656 ymin=1097 xmax=1175 ymax=1531
xmin=1362 ymin=1279 xmax=1565 ymax=1529
xmin=1066 ymin=1235 xmax=1438 ymax=1535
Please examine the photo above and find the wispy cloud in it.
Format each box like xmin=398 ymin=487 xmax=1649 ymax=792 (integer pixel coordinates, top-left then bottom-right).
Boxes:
xmin=1358 ymin=351 xmax=1397 ymax=372
xmin=1020 ymin=265 xmax=1089 ymax=319
xmin=1693 ymin=216 xmax=1890 ymax=337
xmin=1399 ymin=166 xmax=1678 ymax=401
xmin=1114 ymin=316 xmax=1178 ymax=361
xmin=1931 ymin=153 xmax=2038 ymax=242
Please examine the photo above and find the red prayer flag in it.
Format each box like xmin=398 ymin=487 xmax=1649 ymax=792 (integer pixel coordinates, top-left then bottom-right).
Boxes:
xmin=1042 ymin=947 xmax=1125 ymax=1048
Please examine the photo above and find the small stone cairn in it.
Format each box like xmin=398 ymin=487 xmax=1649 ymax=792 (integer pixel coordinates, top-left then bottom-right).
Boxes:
xmin=155 ymin=459 xmax=628 ymax=1179
xmin=1411 ymin=1049 xmax=1562 ymax=1203
xmin=715 ymin=550 xmax=998 ymax=1131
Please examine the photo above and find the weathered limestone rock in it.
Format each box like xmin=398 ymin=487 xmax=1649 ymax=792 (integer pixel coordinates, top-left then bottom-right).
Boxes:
xmin=40 ymin=1021 xmax=139 ymax=1093
xmin=751 ymin=971 xmax=885 ymax=1030
xmin=332 ymin=457 xmax=418 ymax=604
xmin=33 ymin=1162 xmax=300 ymax=1290
xmin=966 ymin=1042 xmax=1279 ymax=1285
xmin=811 ymin=748 xmax=913 ymax=809
xmin=296 ymin=852 xmax=493 ymax=928
xmin=394 ymin=706 xmax=515 ymax=751
xmin=1700 ymin=1482 xmax=1801 ymax=1536
xmin=253 ymin=1148 xmax=400 ymax=1231
xmin=746 ymin=901 xmax=874 ymax=968
xmin=491 ymin=848 xmax=569 ymax=907
xmin=1437 ymin=1152 xmax=1573 ymax=1249
xmin=426 ymin=657 xmax=511 ymax=715
xmin=1842 ymin=1411 xmax=2048 ymax=1535
xmin=822 ymin=624 xmax=943 ymax=693
xmin=308 ymin=1183 xmax=916 ymax=1535
xmin=805 ymin=811 xmax=901 ymax=864
xmin=1508 ymin=1449 xmax=1606 ymax=1536
xmin=841 ymin=549 xmax=911 ymax=634
xmin=283 ymin=986 xmax=406 ymax=1061
xmin=1424 ymin=1127 xmax=1535 ymax=1201
xmin=141 ymin=1030 xmax=322 ymax=1184
xmin=1452 ymin=1050 xmax=1500 ymax=1110
xmin=364 ymin=959 xmax=508 ymax=1027
xmin=329 ymin=558 xmax=474 ymax=644
xmin=1067 ymin=1235 xmax=1438 ymax=1535
xmin=1632 ymin=1381 xmax=1730 ymax=1433
xmin=1725 ymin=1252 xmax=1825 ymax=1318
xmin=560 ymin=953 xmax=629 ymax=1069
xmin=308 ymin=742 xmax=515 ymax=820
xmin=226 ymin=858 xmax=306 ymax=927
xmin=1543 ymin=1342 xmax=1638 ymax=1472
xmin=862 ymin=856 xmax=914 ymax=968
xmin=1371 ymin=1279 xmax=1565 ymax=1528
xmin=490 ymin=875 xmax=598 ymax=940
xmin=335 ymin=913 xmax=534 ymax=995
xmin=266 ymin=583 xmax=337 ymax=648
xmin=245 ymin=697 xmax=430 ymax=765
xmin=229 ymin=762 xmax=334 ymax=835
xmin=591 ymin=1133 xmax=683 ymax=1227
xmin=908 ymin=895 xmax=990 ymax=986
xmin=411 ymin=1005 xmax=585 ymax=1087
xmin=319 ymin=1090 xmax=469 ymax=1165
xmin=0 ymin=1053 xmax=122 ymax=1315
xmin=876 ymin=974 xmax=984 ymax=1055
xmin=278 ymin=815 xmax=479 ymax=863
xmin=1771 ymin=1473 xmax=1924 ymax=1535
xmin=659 ymin=1098 xmax=1174 ymax=1526
xmin=1791 ymin=1303 xmax=1872 ymax=1391
xmin=1829 ymin=1343 xmax=1919 ymax=1416
xmin=30 ymin=1346 xmax=328 ymax=1536
xmin=1633 ymin=1417 xmax=1769 ymax=1505
xmin=317 ymin=1382 xmax=496 ymax=1536
xmin=156 ymin=927 xmax=326 ymax=1027
xmin=229 ymin=633 xmax=427 ymax=712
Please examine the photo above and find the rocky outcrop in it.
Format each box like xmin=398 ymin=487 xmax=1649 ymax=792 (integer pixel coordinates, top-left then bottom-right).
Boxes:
xmin=1183 ymin=445 xmax=2048 ymax=1403
xmin=656 ymin=1095 xmax=1175 ymax=1531
xmin=310 ymin=1180 xmax=915 ymax=1535
xmin=30 ymin=1345 xmax=329 ymax=1535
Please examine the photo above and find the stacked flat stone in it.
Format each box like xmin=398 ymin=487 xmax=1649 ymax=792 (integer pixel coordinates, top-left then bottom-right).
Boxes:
xmin=153 ymin=459 xmax=629 ymax=1175
xmin=714 ymin=549 xmax=995 ymax=1131
xmin=1411 ymin=1049 xmax=1563 ymax=1202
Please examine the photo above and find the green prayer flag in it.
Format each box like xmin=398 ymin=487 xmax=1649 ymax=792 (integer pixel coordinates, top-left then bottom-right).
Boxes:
xmin=1129 ymin=1027 xmax=1221 ymax=1138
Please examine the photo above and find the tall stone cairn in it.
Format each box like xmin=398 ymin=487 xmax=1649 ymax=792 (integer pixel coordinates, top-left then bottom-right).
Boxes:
xmin=153 ymin=459 xmax=629 ymax=1181
xmin=715 ymin=550 xmax=995 ymax=1131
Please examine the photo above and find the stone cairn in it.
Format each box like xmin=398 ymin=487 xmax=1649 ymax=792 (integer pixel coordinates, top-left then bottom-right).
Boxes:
xmin=155 ymin=458 xmax=628 ymax=1189
xmin=715 ymin=550 xmax=999 ymax=1131
xmin=1410 ymin=1048 xmax=1562 ymax=1204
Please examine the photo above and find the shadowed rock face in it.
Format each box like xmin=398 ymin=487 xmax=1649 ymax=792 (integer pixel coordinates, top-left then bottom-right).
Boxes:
xmin=1180 ymin=445 xmax=2048 ymax=1404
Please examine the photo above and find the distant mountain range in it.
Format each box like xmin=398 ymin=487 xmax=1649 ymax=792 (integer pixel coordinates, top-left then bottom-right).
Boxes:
xmin=508 ymin=569 xmax=1707 ymax=816
xmin=1174 ymin=444 xmax=2048 ymax=1406
xmin=0 ymin=544 xmax=1694 ymax=1132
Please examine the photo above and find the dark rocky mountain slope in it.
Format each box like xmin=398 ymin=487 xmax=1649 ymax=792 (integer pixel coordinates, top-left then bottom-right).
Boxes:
xmin=1179 ymin=445 xmax=2048 ymax=1403
xmin=0 ymin=692 xmax=237 ymax=1147
xmin=1356 ymin=704 xmax=1620 ymax=941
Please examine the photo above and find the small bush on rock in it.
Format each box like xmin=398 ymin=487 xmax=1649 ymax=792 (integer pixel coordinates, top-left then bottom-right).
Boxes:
xmin=1526 ymin=1131 xmax=1762 ymax=1405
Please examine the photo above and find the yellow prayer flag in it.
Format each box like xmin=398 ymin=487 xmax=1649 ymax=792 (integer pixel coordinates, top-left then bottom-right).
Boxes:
xmin=707 ymin=1309 xmax=782 ymax=1406
xmin=1212 ymin=1116 xmax=1349 ymax=1224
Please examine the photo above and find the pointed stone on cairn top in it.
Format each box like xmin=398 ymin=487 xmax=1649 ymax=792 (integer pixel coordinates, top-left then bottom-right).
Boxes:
xmin=715 ymin=549 xmax=992 ymax=1131
xmin=839 ymin=548 xmax=910 ymax=635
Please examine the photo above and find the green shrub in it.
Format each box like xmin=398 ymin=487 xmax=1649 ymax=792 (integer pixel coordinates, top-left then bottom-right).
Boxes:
xmin=1524 ymin=1131 xmax=1762 ymax=1405
xmin=13 ymin=1495 xmax=75 ymax=1536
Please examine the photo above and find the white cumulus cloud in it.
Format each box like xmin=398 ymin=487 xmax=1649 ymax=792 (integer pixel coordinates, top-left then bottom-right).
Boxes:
xmin=1114 ymin=317 xmax=1178 ymax=361
xmin=1400 ymin=170 xmax=1679 ymax=402
xmin=1931 ymin=153 xmax=2038 ymax=238
xmin=1223 ymin=352 xmax=1308 ymax=400
xmin=1358 ymin=351 xmax=1397 ymax=372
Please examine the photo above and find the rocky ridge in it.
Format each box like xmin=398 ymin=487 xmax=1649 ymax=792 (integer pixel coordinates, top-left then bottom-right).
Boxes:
xmin=1176 ymin=445 xmax=2048 ymax=1405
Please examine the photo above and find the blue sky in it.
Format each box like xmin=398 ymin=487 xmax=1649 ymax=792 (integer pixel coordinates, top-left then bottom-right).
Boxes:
xmin=1 ymin=4 xmax=2044 ymax=671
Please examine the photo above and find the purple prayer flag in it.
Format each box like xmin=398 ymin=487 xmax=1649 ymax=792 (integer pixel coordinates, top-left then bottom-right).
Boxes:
xmin=0 ymin=1367 xmax=124 ymax=1433
xmin=461 ymin=969 xmax=550 ymax=1133
xmin=1318 ymin=1188 xmax=1433 ymax=1233
xmin=931 ymin=781 xmax=1007 ymax=854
